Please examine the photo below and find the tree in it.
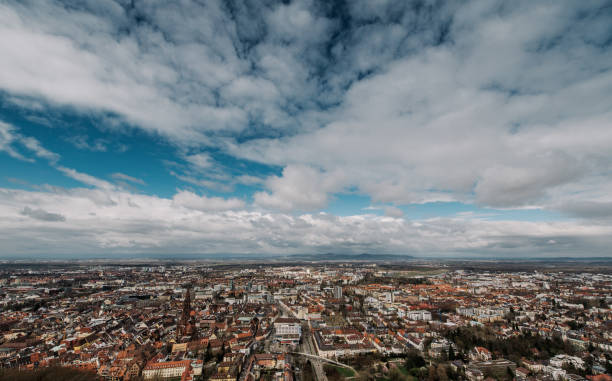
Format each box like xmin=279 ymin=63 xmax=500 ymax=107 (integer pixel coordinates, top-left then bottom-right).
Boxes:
xmin=436 ymin=365 xmax=448 ymax=381
xmin=388 ymin=367 xmax=409 ymax=381
xmin=599 ymin=298 xmax=607 ymax=308
xmin=204 ymin=343 xmax=212 ymax=362
xmin=0 ymin=367 xmax=95 ymax=381
xmin=404 ymin=350 xmax=426 ymax=370
xmin=448 ymin=345 xmax=456 ymax=361
xmin=427 ymin=366 xmax=437 ymax=381
xmin=217 ymin=342 xmax=225 ymax=362
xmin=440 ymin=349 xmax=449 ymax=362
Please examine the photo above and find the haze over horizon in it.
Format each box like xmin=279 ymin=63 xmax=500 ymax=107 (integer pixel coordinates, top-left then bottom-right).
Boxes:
xmin=1 ymin=0 xmax=611 ymax=258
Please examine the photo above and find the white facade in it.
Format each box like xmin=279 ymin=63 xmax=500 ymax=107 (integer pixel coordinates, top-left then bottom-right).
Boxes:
xmin=143 ymin=362 xmax=189 ymax=379
xmin=333 ymin=286 xmax=342 ymax=299
xmin=406 ymin=310 xmax=432 ymax=321
xmin=275 ymin=320 xmax=301 ymax=336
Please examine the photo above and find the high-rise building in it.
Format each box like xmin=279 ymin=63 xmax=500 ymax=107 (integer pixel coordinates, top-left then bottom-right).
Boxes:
xmin=333 ymin=285 xmax=342 ymax=299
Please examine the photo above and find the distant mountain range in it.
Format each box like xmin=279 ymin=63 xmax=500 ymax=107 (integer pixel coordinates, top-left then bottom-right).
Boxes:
xmin=286 ymin=253 xmax=414 ymax=261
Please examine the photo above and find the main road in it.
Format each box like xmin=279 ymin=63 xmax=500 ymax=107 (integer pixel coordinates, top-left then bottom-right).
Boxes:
xmin=299 ymin=322 xmax=328 ymax=381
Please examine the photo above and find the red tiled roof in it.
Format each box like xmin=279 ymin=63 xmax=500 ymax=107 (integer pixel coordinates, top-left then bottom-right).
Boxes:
xmin=144 ymin=360 xmax=190 ymax=370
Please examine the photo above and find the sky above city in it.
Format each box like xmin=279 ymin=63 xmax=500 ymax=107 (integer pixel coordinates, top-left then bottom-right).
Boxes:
xmin=0 ymin=0 xmax=611 ymax=258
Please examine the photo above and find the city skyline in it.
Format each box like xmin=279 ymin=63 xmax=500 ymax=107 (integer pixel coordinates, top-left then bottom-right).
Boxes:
xmin=1 ymin=1 xmax=612 ymax=257
xmin=0 ymin=261 xmax=609 ymax=380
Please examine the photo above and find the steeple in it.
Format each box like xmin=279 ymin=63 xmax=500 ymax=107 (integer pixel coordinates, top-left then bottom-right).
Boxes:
xmin=177 ymin=286 xmax=197 ymax=341
xmin=182 ymin=287 xmax=191 ymax=320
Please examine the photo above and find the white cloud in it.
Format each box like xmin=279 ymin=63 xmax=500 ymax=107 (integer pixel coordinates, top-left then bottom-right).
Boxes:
xmin=183 ymin=153 xmax=213 ymax=171
xmin=20 ymin=206 xmax=65 ymax=222
xmin=0 ymin=122 xmax=142 ymax=194
xmin=19 ymin=135 xmax=60 ymax=163
xmin=0 ymin=121 xmax=29 ymax=161
xmin=172 ymin=190 xmax=245 ymax=211
xmin=55 ymin=166 xmax=115 ymax=190
xmin=0 ymin=120 xmax=59 ymax=163
xmin=0 ymin=1 xmax=611 ymax=256
xmin=0 ymin=0 xmax=338 ymax=144
xmin=3 ymin=1 xmax=608 ymax=214
xmin=111 ymin=173 xmax=145 ymax=186
xmin=228 ymin=2 xmax=612 ymax=212
xmin=1 ymin=186 xmax=611 ymax=256
xmin=0 ymin=1 xmax=247 ymax=142
xmin=384 ymin=206 xmax=404 ymax=218
xmin=66 ymin=135 xmax=108 ymax=152
xmin=254 ymin=165 xmax=344 ymax=211
xmin=235 ymin=175 xmax=264 ymax=186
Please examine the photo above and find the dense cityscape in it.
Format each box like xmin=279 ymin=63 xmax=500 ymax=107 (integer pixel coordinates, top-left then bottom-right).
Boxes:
xmin=1 ymin=0 xmax=611 ymax=381
xmin=0 ymin=261 xmax=610 ymax=381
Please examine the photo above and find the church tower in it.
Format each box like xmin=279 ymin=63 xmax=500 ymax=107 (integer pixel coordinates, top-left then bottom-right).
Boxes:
xmin=177 ymin=287 xmax=196 ymax=341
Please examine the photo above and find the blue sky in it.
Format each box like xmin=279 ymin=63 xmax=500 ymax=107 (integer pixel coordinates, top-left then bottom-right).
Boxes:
xmin=0 ymin=0 xmax=611 ymax=257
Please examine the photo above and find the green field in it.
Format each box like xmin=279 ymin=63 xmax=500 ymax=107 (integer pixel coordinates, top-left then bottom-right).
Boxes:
xmin=324 ymin=364 xmax=356 ymax=379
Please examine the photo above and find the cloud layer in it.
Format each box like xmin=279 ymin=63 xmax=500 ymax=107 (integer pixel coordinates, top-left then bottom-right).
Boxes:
xmin=0 ymin=0 xmax=611 ymax=256
xmin=2 ymin=185 xmax=611 ymax=257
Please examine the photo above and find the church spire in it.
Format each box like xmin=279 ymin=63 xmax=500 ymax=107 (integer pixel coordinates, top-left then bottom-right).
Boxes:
xmin=177 ymin=286 xmax=196 ymax=341
xmin=182 ymin=287 xmax=191 ymax=319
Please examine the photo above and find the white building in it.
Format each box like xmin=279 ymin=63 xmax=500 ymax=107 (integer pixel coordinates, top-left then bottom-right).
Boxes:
xmin=142 ymin=360 xmax=191 ymax=379
xmin=333 ymin=286 xmax=343 ymax=299
xmin=274 ymin=317 xmax=301 ymax=345
xmin=406 ymin=310 xmax=432 ymax=321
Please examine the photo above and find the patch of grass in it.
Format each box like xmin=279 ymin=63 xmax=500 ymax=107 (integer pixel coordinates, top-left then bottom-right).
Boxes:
xmin=375 ymin=366 xmax=417 ymax=381
xmin=324 ymin=364 xmax=355 ymax=379
xmin=397 ymin=366 xmax=417 ymax=379
xmin=336 ymin=366 xmax=355 ymax=378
